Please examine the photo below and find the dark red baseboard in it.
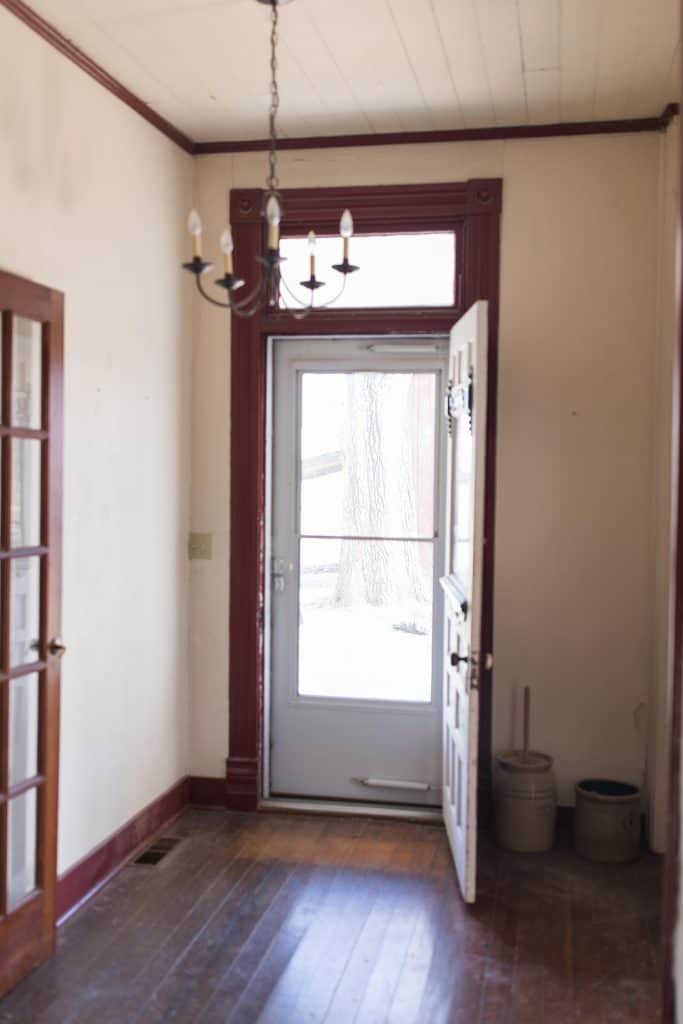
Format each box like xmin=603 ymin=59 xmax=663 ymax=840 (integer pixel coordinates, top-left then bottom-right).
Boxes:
xmin=56 ymin=775 xmax=231 ymax=924
xmin=56 ymin=777 xmax=190 ymax=924
xmin=225 ymin=757 xmax=259 ymax=811
xmin=188 ymin=775 xmax=227 ymax=807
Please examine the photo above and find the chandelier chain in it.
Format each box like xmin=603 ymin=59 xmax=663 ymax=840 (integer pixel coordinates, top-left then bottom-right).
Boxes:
xmin=267 ymin=1 xmax=280 ymax=193
xmin=182 ymin=0 xmax=360 ymax=318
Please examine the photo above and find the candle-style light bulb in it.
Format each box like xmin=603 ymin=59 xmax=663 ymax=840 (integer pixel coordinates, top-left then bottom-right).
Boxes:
xmin=265 ymin=195 xmax=281 ymax=250
xmin=220 ymin=227 xmax=234 ymax=275
xmin=340 ymin=209 xmax=353 ymax=238
xmin=307 ymin=230 xmax=317 ymax=278
xmin=188 ymin=209 xmax=203 ymax=258
xmin=340 ymin=208 xmax=353 ymax=261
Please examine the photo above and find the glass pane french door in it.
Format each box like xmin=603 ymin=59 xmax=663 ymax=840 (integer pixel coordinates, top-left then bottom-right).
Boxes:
xmin=0 ymin=273 xmax=63 ymax=997
xmin=269 ymin=337 xmax=446 ymax=807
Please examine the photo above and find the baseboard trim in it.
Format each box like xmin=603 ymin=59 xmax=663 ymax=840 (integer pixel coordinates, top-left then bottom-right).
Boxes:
xmin=188 ymin=775 xmax=227 ymax=807
xmin=56 ymin=777 xmax=189 ymax=925
xmin=225 ymin=756 xmax=259 ymax=811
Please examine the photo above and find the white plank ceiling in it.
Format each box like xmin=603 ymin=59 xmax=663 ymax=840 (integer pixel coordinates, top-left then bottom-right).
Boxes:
xmin=17 ymin=0 xmax=682 ymax=142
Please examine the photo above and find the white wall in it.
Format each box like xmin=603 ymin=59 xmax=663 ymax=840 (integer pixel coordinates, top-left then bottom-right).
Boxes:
xmin=0 ymin=8 xmax=194 ymax=873
xmin=191 ymin=131 xmax=666 ymax=809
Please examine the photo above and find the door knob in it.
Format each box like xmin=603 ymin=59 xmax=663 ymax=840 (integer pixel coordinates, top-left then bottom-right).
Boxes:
xmin=48 ymin=638 xmax=67 ymax=657
xmin=451 ymin=651 xmax=479 ymax=691
xmin=450 ymin=652 xmax=470 ymax=668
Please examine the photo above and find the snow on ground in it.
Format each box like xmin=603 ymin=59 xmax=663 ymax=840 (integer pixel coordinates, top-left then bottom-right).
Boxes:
xmin=299 ymin=604 xmax=432 ymax=702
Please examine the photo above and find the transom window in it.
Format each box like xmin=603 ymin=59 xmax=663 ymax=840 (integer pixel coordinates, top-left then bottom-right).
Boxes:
xmin=279 ymin=231 xmax=456 ymax=309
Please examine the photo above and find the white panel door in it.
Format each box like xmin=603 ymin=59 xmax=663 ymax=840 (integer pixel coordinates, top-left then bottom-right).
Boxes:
xmin=269 ymin=336 xmax=447 ymax=808
xmin=441 ymin=300 xmax=489 ymax=903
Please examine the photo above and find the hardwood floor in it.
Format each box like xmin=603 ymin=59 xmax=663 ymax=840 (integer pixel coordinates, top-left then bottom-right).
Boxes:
xmin=0 ymin=809 xmax=662 ymax=1023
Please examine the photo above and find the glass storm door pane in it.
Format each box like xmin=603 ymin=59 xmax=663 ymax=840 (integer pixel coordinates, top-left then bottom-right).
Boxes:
xmin=298 ymin=538 xmax=434 ymax=702
xmin=7 ymin=789 xmax=38 ymax=912
xmin=10 ymin=557 xmax=41 ymax=668
xmin=8 ymin=674 xmax=40 ymax=788
xmin=11 ymin=439 xmax=42 ymax=548
xmin=300 ymin=372 xmax=437 ymax=538
xmin=12 ymin=317 xmax=42 ymax=429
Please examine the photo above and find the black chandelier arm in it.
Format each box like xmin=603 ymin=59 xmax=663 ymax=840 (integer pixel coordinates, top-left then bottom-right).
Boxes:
xmin=228 ymin=270 xmax=271 ymax=316
xmin=278 ymin=272 xmax=348 ymax=317
xmin=278 ymin=272 xmax=315 ymax=314
xmin=194 ymin=273 xmax=231 ymax=309
xmin=314 ymin=274 xmax=348 ymax=310
xmin=228 ymin=274 xmax=271 ymax=318
xmin=190 ymin=264 xmax=270 ymax=318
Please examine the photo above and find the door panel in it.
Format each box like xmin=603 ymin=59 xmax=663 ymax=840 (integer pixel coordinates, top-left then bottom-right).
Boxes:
xmin=441 ymin=300 xmax=489 ymax=904
xmin=0 ymin=271 xmax=63 ymax=997
xmin=269 ymin=337 xmax=447 ymax=806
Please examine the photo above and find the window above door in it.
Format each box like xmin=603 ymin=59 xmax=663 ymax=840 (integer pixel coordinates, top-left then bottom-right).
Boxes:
xmin=229 ymin=179 xmax=501 ymax=335
xmin=279 ymin=231 xmax=456 ymax=310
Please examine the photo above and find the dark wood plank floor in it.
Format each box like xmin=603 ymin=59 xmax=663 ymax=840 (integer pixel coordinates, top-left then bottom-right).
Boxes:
xmin=0 ymin=809 xmax=662 ymax=1023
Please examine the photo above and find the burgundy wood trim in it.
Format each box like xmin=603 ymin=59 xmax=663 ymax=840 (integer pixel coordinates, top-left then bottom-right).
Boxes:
xmin=0 ymin=546 xmax=49 ymax=560
xmin=225 ymin=757 xmax=260 ymax=811
xmin=661 ymin=42 xmax=683 ymax=1022
xmin=0 ymin=312 xmax=9 ymax=921
xmin=0 ymin=0 xmax=194 ymax=155
xmin=56 ymin=776 xmax=189 ymax=924
xmin=0 ymin=428 xmax=49 ymax=440
xmin=227 ymin=180 xmax=501 ymax=815
xmin=0 ymin=896 xmax=51 ymax=999
xmin=41 ymin=284 xmax=64 ymax=952
xmin=7 ymin=775 xmax=44 ymax=800
xmin=187 ymin=776 xmax=227 ymax=807
xmin=226 ymin=209 xmax=268 ymax=813
xmin=233 ymin=180 xmax=501 ymax=226
xmin=197 ymin=103 xmax=679 ymax=155
xmin=662 ymin=102 xmax=682 ymax=128
xmin=465 ymin=184 xmax=501 ymax=818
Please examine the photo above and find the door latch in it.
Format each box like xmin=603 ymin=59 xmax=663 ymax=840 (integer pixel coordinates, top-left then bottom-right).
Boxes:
xmin=451 ymin=650 xmax=479 ymax=691
xmin=271 ymin=558 xmax=292 ymax=593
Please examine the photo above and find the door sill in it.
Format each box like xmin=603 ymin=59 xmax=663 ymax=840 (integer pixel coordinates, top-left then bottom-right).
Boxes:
xmin=259 ymin=797 xmax=443 ymax=824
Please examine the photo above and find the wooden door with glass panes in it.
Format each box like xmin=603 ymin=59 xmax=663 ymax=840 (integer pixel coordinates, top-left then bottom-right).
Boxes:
xmin=0 ymin=270 xmax=63 ymax=997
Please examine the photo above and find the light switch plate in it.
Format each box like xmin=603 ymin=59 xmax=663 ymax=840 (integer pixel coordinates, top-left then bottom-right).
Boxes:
xmin=189 ymin=532 xmax=213 ymax=560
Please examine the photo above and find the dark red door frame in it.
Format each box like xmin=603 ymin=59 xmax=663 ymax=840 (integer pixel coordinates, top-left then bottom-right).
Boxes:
xmin=225 ymin=180 xmax=502 ymax=812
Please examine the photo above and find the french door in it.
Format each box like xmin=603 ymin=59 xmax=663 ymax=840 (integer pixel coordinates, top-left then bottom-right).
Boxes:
xmin=268 ymin=336 xmax=447 ymax=808
xmin=0 ymin=271 xmax=63 ymax=996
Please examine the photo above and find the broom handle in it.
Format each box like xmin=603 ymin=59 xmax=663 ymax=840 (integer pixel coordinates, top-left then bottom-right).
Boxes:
xmin=522 ymin=686 xmax=531 ymax=762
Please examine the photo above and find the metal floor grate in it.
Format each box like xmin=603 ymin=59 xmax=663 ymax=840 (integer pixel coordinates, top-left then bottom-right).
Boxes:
xmin=133 ymin=835 xmax=183 ymax=866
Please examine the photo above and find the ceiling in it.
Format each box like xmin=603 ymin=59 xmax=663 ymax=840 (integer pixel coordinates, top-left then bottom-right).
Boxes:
xmin=22 ymin=0 xmax=682 ymax=143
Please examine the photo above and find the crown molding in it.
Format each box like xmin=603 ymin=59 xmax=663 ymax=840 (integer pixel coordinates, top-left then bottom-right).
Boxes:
xmin=194 ymin=103 xmax=680 ymax=154
xmin=2 ymin=0 xmax=679 ymax=159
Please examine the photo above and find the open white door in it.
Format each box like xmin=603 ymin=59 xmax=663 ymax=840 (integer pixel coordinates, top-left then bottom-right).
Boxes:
xmin=441 ymin=300 xmax=490 ymax=904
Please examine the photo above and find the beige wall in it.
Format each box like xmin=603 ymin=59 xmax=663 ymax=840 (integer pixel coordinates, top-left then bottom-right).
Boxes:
xmin=0 ymin=8 xmax=194 ymax=873
xmin=650 ymin=117 xmax=680 ymax=852
xmin=192 ymin=130 xmax=667 ymax=809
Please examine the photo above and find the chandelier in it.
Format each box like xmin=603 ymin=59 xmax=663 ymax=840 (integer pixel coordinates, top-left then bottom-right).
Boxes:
xmin=181 ymin=0 xmax=359 ymax=319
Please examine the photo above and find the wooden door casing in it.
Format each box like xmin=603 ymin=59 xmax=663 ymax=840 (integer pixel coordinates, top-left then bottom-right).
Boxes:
xmin=226 ymin=180 xmax=502 ymax=812
xmin=0 ymin=269 xmax=63 ymax=997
